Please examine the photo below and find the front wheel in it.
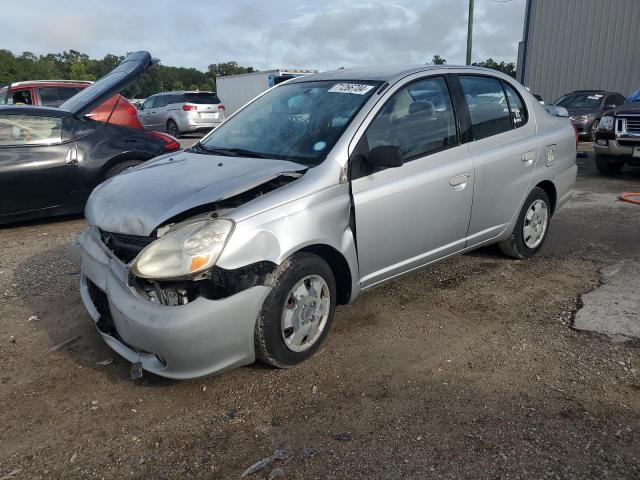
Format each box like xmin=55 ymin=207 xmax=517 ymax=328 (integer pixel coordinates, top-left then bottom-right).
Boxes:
xmin=499 ymin=187 xmax=551 ymax=259
xmin=255 ymin=253 xmax=336 ymax=368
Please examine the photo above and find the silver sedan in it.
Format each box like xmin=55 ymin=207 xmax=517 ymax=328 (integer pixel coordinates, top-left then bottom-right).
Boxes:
xmin=78 ymin=57 xmax=577 ymax=379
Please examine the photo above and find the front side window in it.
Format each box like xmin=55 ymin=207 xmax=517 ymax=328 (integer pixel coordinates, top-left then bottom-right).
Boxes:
xmin=460 ymin=75 xmax=512 ymax=140
xmin=199 ymin=80 xmax=379 ymax=165
xmin=0 ymin=114 xmax=62 ymax=146
xmin=503 ymin=83 xmax=528 ymax=128
xmin=141 ymin=97 xmax=155 ymax=110
xmin=38 ymin=87 xmax=83 ymax=107
xmin=363 ymin=76 xmax=457 ymax=161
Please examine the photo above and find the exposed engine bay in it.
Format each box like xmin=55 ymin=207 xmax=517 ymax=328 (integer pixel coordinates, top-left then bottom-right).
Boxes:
xmin=99 ymin=172 xmax=303 ymax=305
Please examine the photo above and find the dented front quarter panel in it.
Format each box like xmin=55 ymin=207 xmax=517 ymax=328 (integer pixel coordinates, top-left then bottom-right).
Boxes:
xmin=217 ymin=160 xmax=361 ymax=303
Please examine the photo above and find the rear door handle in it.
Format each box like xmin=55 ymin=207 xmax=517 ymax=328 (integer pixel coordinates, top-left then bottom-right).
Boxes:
xmin=65 ymin=145 xmax=78 ymax=165
xmin=521 ymin=151 xmax=536 ymax=166
xmin=449 ymin=173 xmax=470 ymax=191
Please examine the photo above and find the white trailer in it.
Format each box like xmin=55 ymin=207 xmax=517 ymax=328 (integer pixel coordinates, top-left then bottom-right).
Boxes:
xmin=216 ymin=69 xmax=317 ymax=115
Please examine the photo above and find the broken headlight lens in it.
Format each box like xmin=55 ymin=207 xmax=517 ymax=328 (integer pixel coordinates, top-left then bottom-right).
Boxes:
xmin=130 ymin=219 xmax=234 ymax=279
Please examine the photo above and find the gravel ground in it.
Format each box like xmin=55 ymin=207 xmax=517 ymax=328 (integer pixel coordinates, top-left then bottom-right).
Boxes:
xmin=0 ymin=150 xmax=639 ymax=479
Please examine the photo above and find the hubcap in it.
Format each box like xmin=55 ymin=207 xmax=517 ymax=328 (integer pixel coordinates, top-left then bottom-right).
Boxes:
xmin=280 ymin=275 xmax=331 ymax=353
xmin=522 ymin=199 xmax=548 ymax=249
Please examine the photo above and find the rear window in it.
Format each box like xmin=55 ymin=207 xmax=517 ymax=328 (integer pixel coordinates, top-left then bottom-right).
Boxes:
xmin=0 ymin=114 xmax=62 ymax=146
xmin=38 ymin=86 xmax=84 ymax=107
xmin=182 ymin=92 xmax=221 ymax=104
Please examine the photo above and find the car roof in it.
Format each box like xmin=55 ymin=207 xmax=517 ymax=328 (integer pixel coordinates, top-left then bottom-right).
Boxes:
xmin=0 ymin=105 xmax=74 ymax=117
xmin=286 ymin=65 xmax=505 ymax=84
xmin=9 ymin=80 xmax=93 ymax=88
xmin=152 ymin=90 xmax=216 ymax=96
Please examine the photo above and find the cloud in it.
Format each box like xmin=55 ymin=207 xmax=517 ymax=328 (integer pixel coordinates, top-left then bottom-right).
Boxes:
xmin=0 ymin=0 xmax=526 ymax=71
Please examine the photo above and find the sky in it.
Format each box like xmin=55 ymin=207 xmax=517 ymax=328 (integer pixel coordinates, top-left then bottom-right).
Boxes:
xmin=0 ymin=0 xmax=527 ymax=72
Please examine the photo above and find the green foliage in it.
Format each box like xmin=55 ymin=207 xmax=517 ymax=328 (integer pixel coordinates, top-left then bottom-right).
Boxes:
xmin=0 ymin=50 xmax=256 ymax=98
xmin=472 ymin=58 xmax=516 ymax=78
xmin=429 ymin=54 xmax=447 ymax=65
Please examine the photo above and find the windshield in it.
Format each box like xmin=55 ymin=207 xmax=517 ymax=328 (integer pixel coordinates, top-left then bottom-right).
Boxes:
xmin=183 ymin=92 xmax=220 ymax=104
xmin=199 ymin=80 xmax=380 ymax=165
xmin=555 ymin=93 xmax=603 ymax=109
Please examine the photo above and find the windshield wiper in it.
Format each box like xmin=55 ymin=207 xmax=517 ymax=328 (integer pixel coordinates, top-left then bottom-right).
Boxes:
xmin=190 ymin=144 xmax=269 ymax=158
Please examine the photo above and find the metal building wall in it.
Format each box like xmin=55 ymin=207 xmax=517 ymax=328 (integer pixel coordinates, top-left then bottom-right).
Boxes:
xmin=518 ymin=0 xmax=640 ymax=103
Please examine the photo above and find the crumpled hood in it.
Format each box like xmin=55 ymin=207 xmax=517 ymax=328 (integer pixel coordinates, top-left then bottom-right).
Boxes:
xmin=85 ymin=151 xmax=307 ymax=236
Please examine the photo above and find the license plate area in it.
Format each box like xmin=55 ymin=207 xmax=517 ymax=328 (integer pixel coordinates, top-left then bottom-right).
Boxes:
xmin=633 ymin=146 xmax=640 ymax=158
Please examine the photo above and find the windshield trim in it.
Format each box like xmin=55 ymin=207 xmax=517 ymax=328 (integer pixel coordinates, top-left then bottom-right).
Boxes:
xmin=198 ymin=79 xmax=382 ymax=166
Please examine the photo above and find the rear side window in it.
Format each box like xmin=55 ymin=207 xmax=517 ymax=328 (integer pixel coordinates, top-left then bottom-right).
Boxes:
xmin=503 ymin=83 xmax=528 ymax=128
xmin=182 ymin=92 xmax=221 ymax=104
xmin=0 ymin=86 xmax=8 ymax=104
xmin=38 ymin=87 xmax=83 ymax=107
xmin=0 ymin=114 xmax=62 ymax=146
xmin=460 ymin=75 xmax=512 ymax=140
xmin=364 ymin=76 xmax=457 ymax=161
xmin=154 ymin=95 xmax=170 ymax=108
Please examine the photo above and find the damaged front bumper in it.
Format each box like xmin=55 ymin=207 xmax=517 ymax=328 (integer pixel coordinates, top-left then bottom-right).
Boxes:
xmin=78 ymin=228 xmax=271 ymax=379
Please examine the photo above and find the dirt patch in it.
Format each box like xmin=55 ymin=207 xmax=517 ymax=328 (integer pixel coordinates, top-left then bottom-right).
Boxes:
xmin=1 ymin=216 xmax=639 ymax=479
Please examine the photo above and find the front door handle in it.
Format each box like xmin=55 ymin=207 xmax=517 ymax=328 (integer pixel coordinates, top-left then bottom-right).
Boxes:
xmin=521 ymin=151 xmax=536 ymax=166
xmin=449 ymin=173 xmax=470 ymax=191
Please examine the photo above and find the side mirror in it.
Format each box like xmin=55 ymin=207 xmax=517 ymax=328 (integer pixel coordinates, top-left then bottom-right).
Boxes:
xmin=367 ymin=145 xmax=403 ymax=170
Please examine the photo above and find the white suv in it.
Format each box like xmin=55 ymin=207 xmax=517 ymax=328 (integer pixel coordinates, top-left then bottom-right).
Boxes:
xmin=138 ymin=91 xmax=226 ymax=138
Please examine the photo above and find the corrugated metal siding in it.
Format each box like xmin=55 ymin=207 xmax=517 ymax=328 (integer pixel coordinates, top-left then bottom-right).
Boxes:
xmin=520 ymin=0 xmax=640 ymax=103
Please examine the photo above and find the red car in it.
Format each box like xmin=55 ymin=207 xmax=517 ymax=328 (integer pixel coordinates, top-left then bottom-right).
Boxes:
xmin=0 ymin=80 xmax=142 ymax=129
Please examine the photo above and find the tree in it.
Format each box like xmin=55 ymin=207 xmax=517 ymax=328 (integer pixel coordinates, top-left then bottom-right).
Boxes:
xmin=472 ymin=58 xmax=516 ymax=78
xmin=0 ymin=49 xmax=251 ymax=98
xmin=429 ymin=55 xmax=447 ymax=65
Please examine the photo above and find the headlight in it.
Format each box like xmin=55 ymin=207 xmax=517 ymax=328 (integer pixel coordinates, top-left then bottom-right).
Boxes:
xmin=599 ymin=115 xmax=614 ymax=131
xmin=572 ymin=114 xmax=591 ymax=122
xmin=130 ymin=219 xmax=234 ymax=279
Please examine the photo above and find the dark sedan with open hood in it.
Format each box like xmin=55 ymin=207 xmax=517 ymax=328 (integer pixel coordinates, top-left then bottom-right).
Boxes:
xmin=0 ymin=52 xmax=179 ymax=225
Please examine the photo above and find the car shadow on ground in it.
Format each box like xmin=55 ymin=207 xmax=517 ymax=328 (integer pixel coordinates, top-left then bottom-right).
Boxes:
xmin=12 ymin=241 xmax=286 ymax=387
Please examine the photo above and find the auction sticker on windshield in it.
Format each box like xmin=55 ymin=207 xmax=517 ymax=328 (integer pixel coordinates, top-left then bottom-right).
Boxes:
xmin=328 ymin=83 xmax=374 ymax=95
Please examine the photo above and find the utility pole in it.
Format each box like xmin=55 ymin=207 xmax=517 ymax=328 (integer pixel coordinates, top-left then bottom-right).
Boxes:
xmin=466 ymin=0 xmax=474 ymax=65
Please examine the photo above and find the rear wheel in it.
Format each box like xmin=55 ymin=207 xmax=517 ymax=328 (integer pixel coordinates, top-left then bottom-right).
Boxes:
xmin=166 ymin=119 xmax=180 ymax=138
xmin=595 ymin=153 xmax=624 ymax=175
xmin=255 ymin=253 xmax=336 ymax=368
xmin=499 ymin=187 xmax=551 ymax=259
xmin=105 ymin=160 xmax=143 ymax=180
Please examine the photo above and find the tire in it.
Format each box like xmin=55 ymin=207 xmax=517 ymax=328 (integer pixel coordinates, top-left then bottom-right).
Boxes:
xmin=499 ymin=187 xmax=551 ymax=260
xmin=105 ymin=160 xmax=143 ymax=180
xmin=595 ymin=153 xmax=624 ymax=175
xmin=255 ymin=252 xmax=337 ymax=368
xmin=166 ymin=119 xmax=181 ymax=139
xmin=590 ymin=119 xmax=600 ymax=142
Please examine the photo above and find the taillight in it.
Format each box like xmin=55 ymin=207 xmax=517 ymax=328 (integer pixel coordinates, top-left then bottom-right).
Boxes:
xmin=146 ymin=131 xmax=180 ymax=152
xmin=182 ymin=104 xmax=197 ymax=111
xmin=217 ymin=104 xmax=226 ymax=111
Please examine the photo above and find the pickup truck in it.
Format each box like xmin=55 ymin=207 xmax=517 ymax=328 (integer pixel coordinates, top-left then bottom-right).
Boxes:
xmin=593 ymin=103 xmax=640 ymax=174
